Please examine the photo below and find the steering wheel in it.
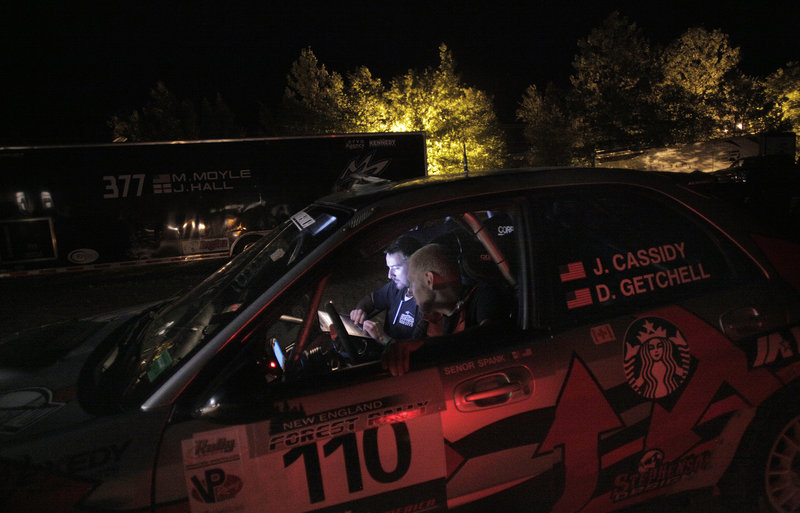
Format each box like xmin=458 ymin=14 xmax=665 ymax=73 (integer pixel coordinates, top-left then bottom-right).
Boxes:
xmin=325 ymin=301 xmax=362 ymax=361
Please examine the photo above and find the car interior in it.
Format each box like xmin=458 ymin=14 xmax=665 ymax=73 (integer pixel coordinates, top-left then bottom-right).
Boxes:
xmin=190 ymin=206 xmax=522 ymax=420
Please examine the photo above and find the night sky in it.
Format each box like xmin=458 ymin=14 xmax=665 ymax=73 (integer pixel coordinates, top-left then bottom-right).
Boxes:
xmin=3 ymin=1 xmax=799 ymax=145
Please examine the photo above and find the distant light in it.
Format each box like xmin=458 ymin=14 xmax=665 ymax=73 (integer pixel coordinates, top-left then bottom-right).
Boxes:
xmin=41 ymin=191 xmax=54 ymax=209
xmin=736 ymin=122 xmax=744 ymax=131
xmin=15 ymin=192 xmax=31 ymax=213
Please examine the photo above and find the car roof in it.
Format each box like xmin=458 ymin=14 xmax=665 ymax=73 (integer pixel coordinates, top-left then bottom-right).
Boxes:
xmin=318 ymin=167 xmax=712 ymax=211
xmin=315 ymin=167 xmax=776 ymax=278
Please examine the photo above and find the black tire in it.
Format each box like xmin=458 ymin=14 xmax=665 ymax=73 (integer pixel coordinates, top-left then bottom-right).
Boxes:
xmin=723 ymin=388 xmax=800 ymax=513
xmin=761 ymin=410 xmax=800 ymax=512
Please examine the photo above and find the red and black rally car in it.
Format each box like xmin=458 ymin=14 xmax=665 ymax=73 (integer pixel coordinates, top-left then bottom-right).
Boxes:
xmin=2 ymin=167 xmax=800 ymax=513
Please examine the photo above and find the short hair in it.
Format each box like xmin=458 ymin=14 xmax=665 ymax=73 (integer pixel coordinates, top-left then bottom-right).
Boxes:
xmin=385 ymin=235 xmax=422 ymax=259
xmin=408 ymin=243 xmax=460 ymax=282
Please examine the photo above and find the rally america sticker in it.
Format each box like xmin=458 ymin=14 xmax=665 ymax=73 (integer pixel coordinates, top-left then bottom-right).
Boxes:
xmin=183 ymin=426 xmax=248 ymax=513
xmin=623 ymin=317 xmax=691 ymax=399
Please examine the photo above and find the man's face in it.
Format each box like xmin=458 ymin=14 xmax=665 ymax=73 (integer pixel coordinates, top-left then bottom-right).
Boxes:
xmin=386 ymin=252 xmax=410 ymax=289
xmin=407 ymin=266 xmax=434 ymax=314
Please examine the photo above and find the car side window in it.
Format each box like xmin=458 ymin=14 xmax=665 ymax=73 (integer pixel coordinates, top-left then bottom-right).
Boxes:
xmin=530 ymin=184 xmax=761 ymax=327
xmin=190 ymin=203 xmax=524 ymax=420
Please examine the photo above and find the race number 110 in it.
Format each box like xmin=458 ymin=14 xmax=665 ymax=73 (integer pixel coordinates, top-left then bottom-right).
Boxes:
xmin=283 ymin=422 xmax=412 ymax=504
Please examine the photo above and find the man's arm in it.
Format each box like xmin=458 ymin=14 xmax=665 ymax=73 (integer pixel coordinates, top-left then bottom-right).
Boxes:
xmin=350 ymin=293 xmax=375 ymax=325
xmin=382 ymin=283 xmax=517 ymax=376
xmin=381 ymin=321 xmax=519 ymax=376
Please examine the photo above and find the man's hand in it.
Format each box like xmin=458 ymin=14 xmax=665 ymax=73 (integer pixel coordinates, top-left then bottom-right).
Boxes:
xmin=381 ymin=339 xmax=424 ymax=377
xmin=350 ymin=308 xmax=368 ymax=325
xmin=362 ymin=320 xmax=387 ymax=343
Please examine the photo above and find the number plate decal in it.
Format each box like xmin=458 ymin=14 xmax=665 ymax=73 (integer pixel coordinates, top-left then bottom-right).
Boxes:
xmin=183 ymin=368 xmax=447 ymax=512
xmin=252 ymin=414 xmax=445 ymax=512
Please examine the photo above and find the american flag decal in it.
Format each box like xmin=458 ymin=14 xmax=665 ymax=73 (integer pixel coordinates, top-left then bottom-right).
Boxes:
xmin=559 ymin=261 xmax=586 ymax=282
xmin=152 ymin=174 xmax=171 ymax=194
xmin=566 ymin=288 xmax=593 ymax=309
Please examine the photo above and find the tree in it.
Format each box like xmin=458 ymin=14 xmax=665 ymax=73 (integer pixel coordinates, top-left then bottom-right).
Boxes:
xmin=384 ymin=44 xmax=506 ymax=174
xmin=279 ymin=44 xmax=507 ymax=174
xmin=199 ymin=94 xmax=244 ymax=139
xmin=110 ymin=82 xmax=242 ymax=142
xmin=110 ymin=82 xmax=192 ymax=142
xmin=661 ymin=27 xmax=740 ymax=98
xmin=519 ymin=16 xmax=777 ymax=164
xmin=568 ymin=12 xmax=659 ymax=151
xmin=765 ymin=62 xmax=800 ymax=158
xmin=656 ymin=27 xmax=744 ymax=141
xmin=516 ymin=83 xmax=581 ymax=166
xmin=280 ymin=47 xmax=345 ymax=134
xmin=342 ymin=66 xmax=390 ymax=132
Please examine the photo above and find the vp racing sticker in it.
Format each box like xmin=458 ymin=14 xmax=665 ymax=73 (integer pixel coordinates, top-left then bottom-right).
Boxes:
xmin=183 ymin=426 xmax=247 ymax=512
xmin=623 ymin=318 xmax=691 ymax=399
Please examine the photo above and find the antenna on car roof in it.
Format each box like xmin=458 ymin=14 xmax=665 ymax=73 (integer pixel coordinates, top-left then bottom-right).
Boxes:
xmin=462 ymin=141 xmax=469 ymax=176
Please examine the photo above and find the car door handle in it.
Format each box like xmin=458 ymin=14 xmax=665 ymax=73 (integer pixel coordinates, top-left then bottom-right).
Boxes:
xmin=465 ymin=382 xmax=523 ymax=402
xmin=454 ymin=366 xmax=533 ymax=412
xmin=720 ymin=305 xmax=787 ymax=341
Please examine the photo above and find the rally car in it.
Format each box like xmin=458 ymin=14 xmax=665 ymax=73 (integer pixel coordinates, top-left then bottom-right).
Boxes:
xmin=2 ymin=167 xmax=800 ymax=513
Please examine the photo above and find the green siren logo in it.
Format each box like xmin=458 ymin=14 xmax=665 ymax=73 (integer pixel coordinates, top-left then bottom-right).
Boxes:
xmin=623 ymin=318 xmax=691 ymax=399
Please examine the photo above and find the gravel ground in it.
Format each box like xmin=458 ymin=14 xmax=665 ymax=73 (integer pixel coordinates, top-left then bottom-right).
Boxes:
xmin=0 ymin=259 xmax=225 ymax=338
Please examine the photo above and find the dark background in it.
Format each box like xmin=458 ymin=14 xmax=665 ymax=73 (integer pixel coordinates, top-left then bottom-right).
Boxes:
xmin=2 ymin=1 xmax=799 ymax=145
xmin=0 ymin=259 xmax=223 ymax=337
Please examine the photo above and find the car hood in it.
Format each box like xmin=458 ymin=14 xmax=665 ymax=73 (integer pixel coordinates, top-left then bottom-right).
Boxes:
xmin=0 ymin=305 xmax=152 ymax=442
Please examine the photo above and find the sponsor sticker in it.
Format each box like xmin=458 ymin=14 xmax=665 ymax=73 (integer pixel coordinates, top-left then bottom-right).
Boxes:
xmin=183 ymin=426 xmax=248 ymax=513
xmin=591 ymin=324 xmax=616 ymax=345
xmin=623 ymin=317 xmax=692 ymax=399
xmin=611 ymin=449 xmax=711 ymax=502
xmin=751 ymin=325 xmax=800 ymax=368
xmin=184 ymin=369 xmax=447 ymax=513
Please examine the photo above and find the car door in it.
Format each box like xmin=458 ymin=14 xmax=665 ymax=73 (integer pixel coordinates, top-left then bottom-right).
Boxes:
xmin=150 ymin=198 xmax=529 ymax=512
xmin=489 ymin=183 xmax=792 ymax=513
xmin=150 ymin=276 xmax=452 ymax=512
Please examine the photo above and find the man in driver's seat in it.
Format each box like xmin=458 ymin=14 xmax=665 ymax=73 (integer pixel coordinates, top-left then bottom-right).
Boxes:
xmin=382 ymin=243 xmax=515 ymax=376
xmin=349 ymin=235 xmax=422 ymax=345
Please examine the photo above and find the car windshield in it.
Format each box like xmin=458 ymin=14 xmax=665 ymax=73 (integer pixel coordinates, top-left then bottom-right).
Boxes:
xmin=121 ymin=205 xmax=348 ymax=401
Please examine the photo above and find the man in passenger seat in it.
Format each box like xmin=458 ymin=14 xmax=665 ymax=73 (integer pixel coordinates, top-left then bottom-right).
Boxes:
xmin=382 ymin=243 xmax=515 ymax=376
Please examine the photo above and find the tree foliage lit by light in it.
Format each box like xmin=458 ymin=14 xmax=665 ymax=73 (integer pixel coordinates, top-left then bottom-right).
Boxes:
xmin=661 ymin=28 xmax=740 ymax=98
xmin=517 ymin=12 xmax=800 ymax=165
xmin=110 ymin=18 xmax=798 ymax=169
xmin=765 ymin=62 xmax=800 ymax=160
xmin=282 ymin=44 xmax=506 ymax=175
